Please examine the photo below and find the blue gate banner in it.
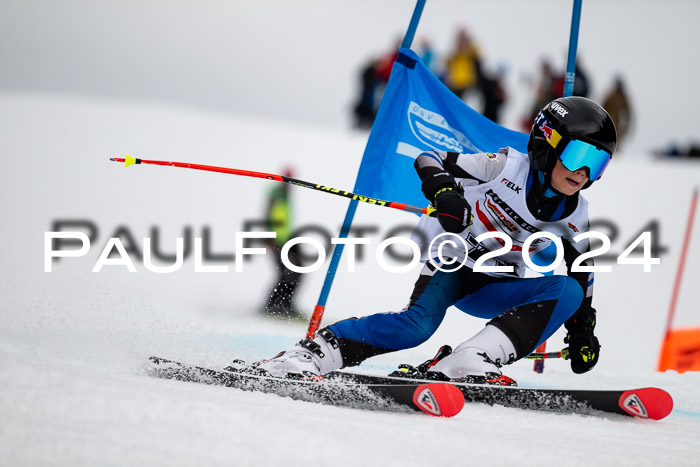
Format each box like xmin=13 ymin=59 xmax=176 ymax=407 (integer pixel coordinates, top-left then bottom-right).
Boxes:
xmin=353 ymin=47 xmax=529 ymax=212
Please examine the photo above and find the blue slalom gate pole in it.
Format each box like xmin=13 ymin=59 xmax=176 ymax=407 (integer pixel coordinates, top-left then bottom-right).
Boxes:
xmin=535 ymin=0 xmax=584 ymax=372
xmin=401 ymin=0 xmax=426 ymax=48
xmin=564 ymin=0 xmax=583 ymax=97
xmin=306 ymin=0 xmax=427 ymax=338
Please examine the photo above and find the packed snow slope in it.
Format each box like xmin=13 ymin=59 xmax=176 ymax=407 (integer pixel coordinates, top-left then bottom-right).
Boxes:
xmin=2 ymin=0 xmax=700 ymax=465
xmin=1 ymin=94 xmax=700 ymax=467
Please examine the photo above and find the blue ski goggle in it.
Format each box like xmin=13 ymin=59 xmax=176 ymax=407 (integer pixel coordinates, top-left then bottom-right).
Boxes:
xmin=558 ymin=139 xmax=612 ymax=181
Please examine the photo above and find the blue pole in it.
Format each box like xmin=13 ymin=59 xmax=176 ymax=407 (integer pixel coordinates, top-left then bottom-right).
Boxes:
xmin=564 ymin=0 xmax=583 ymax=97
xmin=535 ymin=0 xmax=584 ymax=373
xmin=306 ymin=0 xmax=427 ymax=338
xmin=401 ymin=0 xmax=427 ymax=48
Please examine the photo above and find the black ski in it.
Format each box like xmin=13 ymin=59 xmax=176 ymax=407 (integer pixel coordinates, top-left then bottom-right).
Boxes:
xmin=334 ymin=371 xmax=674 ymax=420
xmin=147 ymin=356 xmax=464 ymax=417
xmin=147 ymin=357 xmax=673 ymax=420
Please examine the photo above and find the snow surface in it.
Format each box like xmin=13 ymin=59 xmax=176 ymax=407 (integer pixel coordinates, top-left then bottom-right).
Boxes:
xmin=2 ymin=93 xmax=700 ymax=467
xmin=2 ymin=1 xmax=700 ymax=466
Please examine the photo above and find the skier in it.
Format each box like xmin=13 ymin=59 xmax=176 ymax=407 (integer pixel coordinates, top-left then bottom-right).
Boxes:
xmin=262 ymin=167 xmax=304 ymax=319
xmin=258 ymin=96 xmax=617 ymax=385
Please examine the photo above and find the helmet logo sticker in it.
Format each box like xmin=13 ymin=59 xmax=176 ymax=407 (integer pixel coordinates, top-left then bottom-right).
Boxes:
xmin=550 ymin=102 xmax=569 ymax=117
xmin=535 ymin=110 xmax=563 ymax=149
xmin=539 ymin=122 xmax=562 ymax=148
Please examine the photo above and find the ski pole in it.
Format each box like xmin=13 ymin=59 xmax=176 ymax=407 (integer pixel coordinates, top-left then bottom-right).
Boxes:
xmin=533 ymin=341 xmax=547 ymax=373
xmin=524 ymin=348 xmax=570 ymax=360
xmin=110 ymin=155 xmax=437 ymax=217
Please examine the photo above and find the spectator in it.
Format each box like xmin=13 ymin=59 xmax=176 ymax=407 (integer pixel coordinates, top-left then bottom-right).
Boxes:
xmin=351 ymin=38 xmax=400 ymax=130
xmin=352 ymin=58 xmax=380 ymax=129
xmin=375 ymin=38 xmax=401 ymax=85
xmin=573 ymin=61 xmax=590 ymax=98
xmin=444 ymin=28 xmax=483 ymax=101
xmin=602 ymin=76 xmax=633 ymax=150
xmin=522 ymin=58 xmax=589 ymax=132
xmin=418 ymin=38 xmax=443 ymax=78
xmin=521 ymin=59 xmax=558 ymax=132
xmin=480 ymin=65 xmax=507 ymax=124
xmin=262 ymin=168 xmax=304 ymax=320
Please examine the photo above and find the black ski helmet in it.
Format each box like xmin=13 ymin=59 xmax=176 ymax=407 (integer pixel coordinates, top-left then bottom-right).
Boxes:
xmin=528 ymin=96 xmax=617 ymax=188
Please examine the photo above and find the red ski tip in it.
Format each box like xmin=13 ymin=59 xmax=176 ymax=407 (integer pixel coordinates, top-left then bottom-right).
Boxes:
xmin=619 ymin=388 xmax=674 ymax=420
xmin=412 ymin=383 xmax=465 ymax=417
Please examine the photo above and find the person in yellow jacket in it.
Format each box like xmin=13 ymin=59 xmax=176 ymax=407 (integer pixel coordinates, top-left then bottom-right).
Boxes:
xmin=263 ymin=168 xmax=304 ymax=319
xmin=444 ymin=28 xmax=483 ymax=100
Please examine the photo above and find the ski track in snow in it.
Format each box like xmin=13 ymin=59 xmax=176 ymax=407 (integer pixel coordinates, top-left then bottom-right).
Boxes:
xmin=1 ymin=319 xmax=700 ymax=467
xmin=3 ymin=1 xmax=700 ymax=461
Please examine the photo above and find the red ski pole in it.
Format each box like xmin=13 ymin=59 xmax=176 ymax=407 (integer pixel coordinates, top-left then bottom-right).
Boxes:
xmin=533 ymin=341 xmax=547 ymax=373
xmin=525 ymin=348 xmax=570 ymax=360
xmin=110 ymin=155 xmax=437 ymax=217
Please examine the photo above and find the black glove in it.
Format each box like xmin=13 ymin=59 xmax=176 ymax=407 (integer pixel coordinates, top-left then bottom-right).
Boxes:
xmin=434 ymin=189 xmax=473 ymax=233
xmin=564 ymin=306 xmax=600 ymax=374
xmin=565 ymin=332 xmax=600 ymax=374
xmin=421 ymin=169 xmax=458 ymax=202
xmin=420 ymin=169 xmax=473 ymax=233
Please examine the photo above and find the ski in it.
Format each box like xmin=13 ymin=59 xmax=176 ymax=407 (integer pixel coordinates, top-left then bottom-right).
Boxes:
xmin=147 ymin=356 xmax=673 ymax=420
xmin=333 ymin=371 xmax=674 ymax=420
xmin=147 ymin=356 xmax=465 ymax=417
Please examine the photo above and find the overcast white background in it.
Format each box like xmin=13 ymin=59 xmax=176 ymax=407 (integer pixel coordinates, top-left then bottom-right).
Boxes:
xmin=2 ymin=0 xmax=700 ymax=156
xmin=1 ymin=1 xmax=699 ymax=466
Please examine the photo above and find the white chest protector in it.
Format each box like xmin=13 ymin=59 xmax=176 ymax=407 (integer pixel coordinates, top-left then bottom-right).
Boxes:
xmin=412 ymin=147 xmax=589 ymax=277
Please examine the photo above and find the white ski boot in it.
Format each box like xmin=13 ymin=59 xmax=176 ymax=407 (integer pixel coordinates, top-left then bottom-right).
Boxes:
xmin=257 ymin=329 xmax=343 ymax=379
xmin=428 ymin=325 xmax=518 ymax=386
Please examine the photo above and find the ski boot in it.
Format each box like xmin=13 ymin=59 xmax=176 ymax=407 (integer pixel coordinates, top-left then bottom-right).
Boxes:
xmin=231 ymin=328 xmax=343 ymax=380
xmin=391 ymin=345 xmax=517 ymax=386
